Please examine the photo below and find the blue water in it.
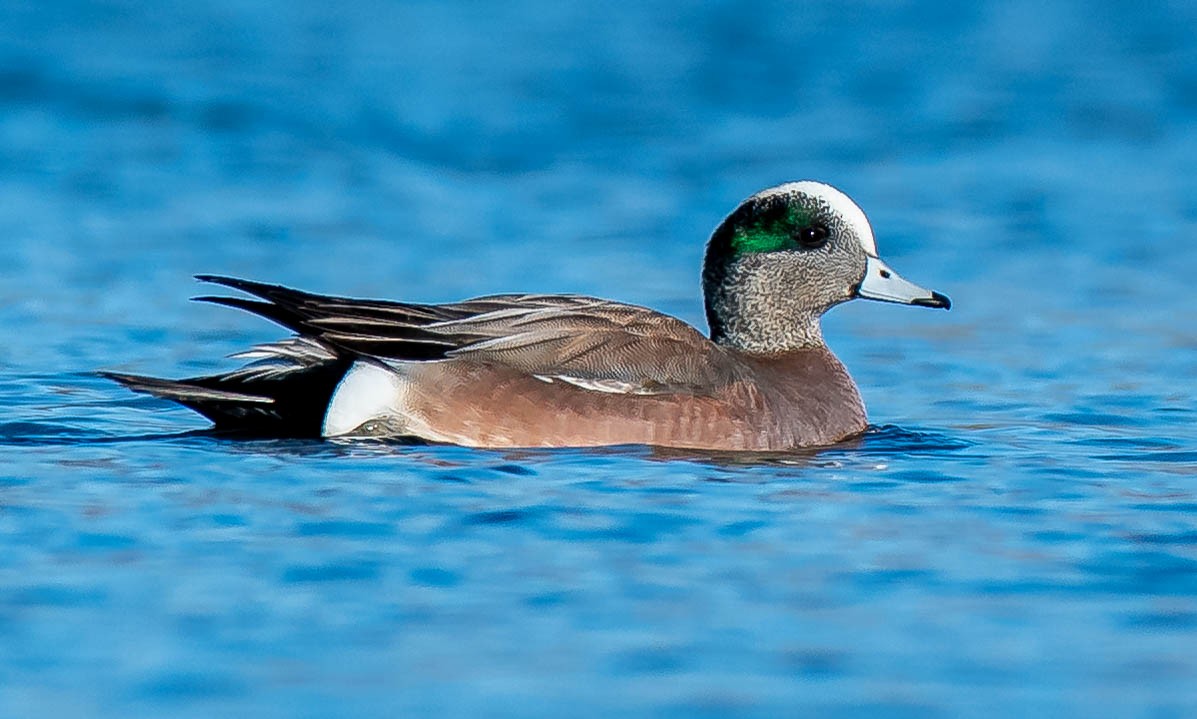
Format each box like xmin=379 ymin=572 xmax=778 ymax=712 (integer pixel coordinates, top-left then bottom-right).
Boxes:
xmin=3 ymin=0 xmax=1197 ymax=716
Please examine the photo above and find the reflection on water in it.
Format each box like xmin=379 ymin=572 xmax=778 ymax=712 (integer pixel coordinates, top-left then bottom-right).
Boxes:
xmin=3 ymin=0 xmax=1197 ymax=717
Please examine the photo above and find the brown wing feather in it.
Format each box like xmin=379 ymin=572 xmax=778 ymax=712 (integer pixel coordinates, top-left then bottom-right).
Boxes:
xmin=445 ymin=303 xmax=731 ymax=391
xmin=195 ymin=276 xmax=731 ymax=394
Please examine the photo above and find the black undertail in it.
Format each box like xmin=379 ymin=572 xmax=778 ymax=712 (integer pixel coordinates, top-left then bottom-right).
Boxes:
xmin=100 ymin=355 xmax=354 ymax=438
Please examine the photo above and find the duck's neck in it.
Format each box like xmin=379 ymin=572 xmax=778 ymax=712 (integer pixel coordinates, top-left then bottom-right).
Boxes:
xmin=704 ymin=261 xmax=826 ymax=353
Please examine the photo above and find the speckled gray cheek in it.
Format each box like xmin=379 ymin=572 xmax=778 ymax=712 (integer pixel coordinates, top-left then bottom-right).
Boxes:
xmin=708 ymin=253 xmax=830 ymax=352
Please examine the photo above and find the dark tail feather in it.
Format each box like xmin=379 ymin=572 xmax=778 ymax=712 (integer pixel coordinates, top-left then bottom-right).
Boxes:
xmin=194 ymin=274 xmax=312 ymax=302
xmin=191 ymin=275 xmax=328 ymax=337
xmin=100 ymin=371 xmax=274 ymax=404
xmin=191 ymin=295 xmax=302 ymax=332
xmin=100 ymin=357 xmax=352 ymax=437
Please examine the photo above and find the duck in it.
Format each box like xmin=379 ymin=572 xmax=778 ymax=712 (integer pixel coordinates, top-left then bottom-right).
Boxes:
xmin=103 ymin=181 xmax=949 ymax=451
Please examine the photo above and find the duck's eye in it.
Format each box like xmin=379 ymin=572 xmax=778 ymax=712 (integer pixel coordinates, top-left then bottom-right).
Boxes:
xmin=797 ymin=223 xmax=830 ymax=249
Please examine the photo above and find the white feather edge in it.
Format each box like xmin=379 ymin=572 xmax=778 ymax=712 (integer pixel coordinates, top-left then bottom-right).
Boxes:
xmin=532 ymin=373 xmax=660 ymax=395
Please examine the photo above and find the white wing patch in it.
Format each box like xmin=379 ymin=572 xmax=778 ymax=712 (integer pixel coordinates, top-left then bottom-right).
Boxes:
xmin=532 ymin=374 xmax=664 ymax=395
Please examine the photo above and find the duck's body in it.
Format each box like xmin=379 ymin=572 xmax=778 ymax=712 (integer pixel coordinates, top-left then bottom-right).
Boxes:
xmin=104 ymin=181 xmax=948 ymax=451
xmin=328 ymin=345 xmax=865 ymax=451
xmin=392 ymin=347 xmax=863 ymax=450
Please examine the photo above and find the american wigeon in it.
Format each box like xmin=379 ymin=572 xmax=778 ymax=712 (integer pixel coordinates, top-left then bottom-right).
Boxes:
xmin=104 ymin=181 xmax=949 ymax=450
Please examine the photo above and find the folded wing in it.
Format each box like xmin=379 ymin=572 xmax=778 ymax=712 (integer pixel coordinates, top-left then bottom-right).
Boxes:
xmin=194 ymin=275 xmax=732 ymax=395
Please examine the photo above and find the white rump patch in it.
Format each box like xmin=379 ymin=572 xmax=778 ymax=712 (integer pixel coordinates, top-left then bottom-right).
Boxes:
xmin=758 ymin=181 xmax=878 ymax=256
xmin=322 ymin=360 xmax=405 ymax=437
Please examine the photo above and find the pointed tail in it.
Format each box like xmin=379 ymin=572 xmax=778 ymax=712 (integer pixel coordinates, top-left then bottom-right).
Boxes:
xmin=100 ymin=356 xmax=351 ymax=437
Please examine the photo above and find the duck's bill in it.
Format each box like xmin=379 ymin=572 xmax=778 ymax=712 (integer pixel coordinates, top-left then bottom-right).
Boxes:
xmin=857 ymin=256 xmax=951 ymax=310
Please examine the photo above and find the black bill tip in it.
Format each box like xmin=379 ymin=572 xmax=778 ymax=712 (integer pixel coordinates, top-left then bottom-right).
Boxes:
xmin=912 ymin=291 xmax=951 ymax=310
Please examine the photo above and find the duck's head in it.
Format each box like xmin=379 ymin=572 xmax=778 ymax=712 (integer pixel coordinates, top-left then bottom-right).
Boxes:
xmin=702 ymin=181 xmax=950 ymax=352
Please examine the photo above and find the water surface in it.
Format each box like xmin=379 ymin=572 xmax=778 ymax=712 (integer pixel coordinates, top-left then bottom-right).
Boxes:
xmin=2 ymin=1 xmax=1197 ymax=717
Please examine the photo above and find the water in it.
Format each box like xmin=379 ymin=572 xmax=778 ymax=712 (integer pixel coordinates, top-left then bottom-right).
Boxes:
xmin=3 ymin=0 xmax=1197 ymax=716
